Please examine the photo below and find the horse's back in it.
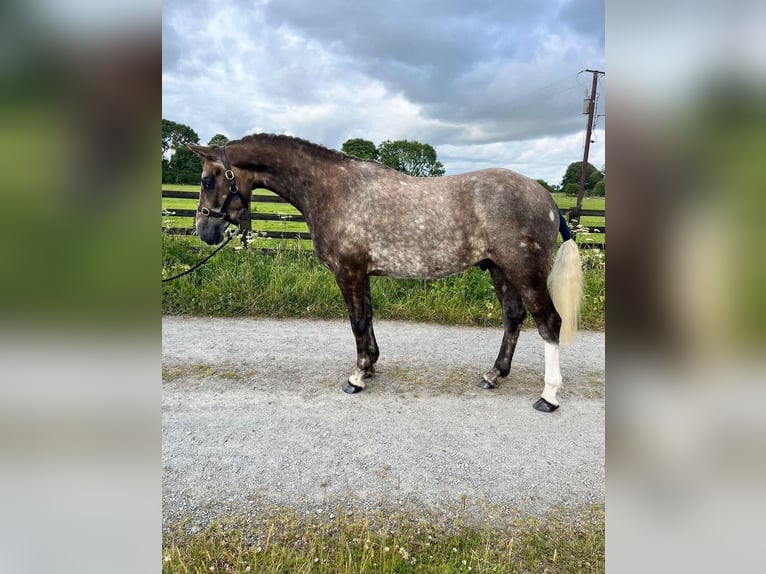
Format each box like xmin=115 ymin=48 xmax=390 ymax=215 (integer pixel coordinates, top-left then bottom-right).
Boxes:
xmin=345 ymin=165 xmax=559 ymax=279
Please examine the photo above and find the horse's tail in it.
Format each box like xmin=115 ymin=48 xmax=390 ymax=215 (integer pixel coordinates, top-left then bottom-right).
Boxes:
xmin=548 ymin=212 xmax=584 ymax=345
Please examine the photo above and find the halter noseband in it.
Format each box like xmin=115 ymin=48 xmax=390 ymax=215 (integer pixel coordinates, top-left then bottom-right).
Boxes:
xmin=197 ymin=146 xmax=244 ymax=226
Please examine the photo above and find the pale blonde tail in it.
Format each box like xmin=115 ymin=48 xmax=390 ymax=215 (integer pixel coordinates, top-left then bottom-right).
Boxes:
xmin=548 ymin=239 xmax=584 ymax=346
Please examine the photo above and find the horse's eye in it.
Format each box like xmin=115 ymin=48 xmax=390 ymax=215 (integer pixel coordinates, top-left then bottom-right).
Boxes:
xmin=201 ymin=178 xmax=215 ymax=190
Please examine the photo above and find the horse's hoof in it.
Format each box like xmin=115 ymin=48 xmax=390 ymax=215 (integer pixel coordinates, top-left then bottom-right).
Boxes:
xmin=343 ymin=381 xmax=364 ymax=394
xmin=533 ymin=397 xmax=559 ymax=412
xmin=476 ymin=378 xmax=496 ymax=390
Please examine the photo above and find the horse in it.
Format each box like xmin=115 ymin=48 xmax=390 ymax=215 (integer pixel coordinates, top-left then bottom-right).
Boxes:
xmin=187 ymin=134 xmax=583 ymax=412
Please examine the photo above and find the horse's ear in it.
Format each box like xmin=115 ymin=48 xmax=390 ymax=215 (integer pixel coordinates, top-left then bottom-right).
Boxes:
xmin=186 ymin=143 xmax=218 ymax=161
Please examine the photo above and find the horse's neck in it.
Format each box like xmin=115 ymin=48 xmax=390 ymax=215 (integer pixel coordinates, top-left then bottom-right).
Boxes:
xmin=263 ymin=168 xmax=313 ymax=215
xmin=237 ymin=145 xmax=316 ymax=215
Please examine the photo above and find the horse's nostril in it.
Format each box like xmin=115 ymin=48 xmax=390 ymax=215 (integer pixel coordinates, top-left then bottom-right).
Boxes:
xmin=197 ymin=226 xmax=223 ymax=245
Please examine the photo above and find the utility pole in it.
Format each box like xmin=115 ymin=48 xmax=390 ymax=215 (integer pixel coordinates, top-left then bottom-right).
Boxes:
xmin=573 ymin=69 xmax=605 ymax=221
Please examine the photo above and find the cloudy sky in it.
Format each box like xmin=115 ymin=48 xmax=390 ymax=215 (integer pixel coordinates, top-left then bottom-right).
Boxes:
xmin=162 ymin=0 xmax=604 ymax=185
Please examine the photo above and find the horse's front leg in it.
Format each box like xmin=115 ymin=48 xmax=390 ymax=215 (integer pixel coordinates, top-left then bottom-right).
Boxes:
xmin=335 ymin=272 xmax=375 ymax=394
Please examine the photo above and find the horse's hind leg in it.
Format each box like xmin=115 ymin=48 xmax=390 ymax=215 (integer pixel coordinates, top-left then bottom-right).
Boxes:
xmin=335 ymin=271 xmax=376 ymax=394
xmin=364 ymin=281 xmax=380 ymax=367
xmin=478 ymin=265 xmax=527 ymax=389
xmin=517 ymin=275 xmax=564 ymax=412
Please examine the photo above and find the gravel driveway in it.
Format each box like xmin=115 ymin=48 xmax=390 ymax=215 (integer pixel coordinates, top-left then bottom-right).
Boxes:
xmin=162 ymin=316 xmax=604 ymax=529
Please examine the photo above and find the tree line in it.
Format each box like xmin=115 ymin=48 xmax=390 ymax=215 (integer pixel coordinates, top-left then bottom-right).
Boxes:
xmin=162 ymin=119 xmax=604 ymax=195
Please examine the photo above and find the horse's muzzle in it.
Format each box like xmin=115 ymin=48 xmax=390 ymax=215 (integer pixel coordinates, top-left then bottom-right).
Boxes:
xmin=196 ymin=218 xmax=226 ymax=245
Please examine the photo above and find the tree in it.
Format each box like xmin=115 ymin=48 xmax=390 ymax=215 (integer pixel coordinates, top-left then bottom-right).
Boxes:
xmin=536 ymin=179 xmax=555 ymax=193
xmin=376 ymin=139 xmax=445 ymax=177
xmin=167 ymin=147 xmax=203 ymax=185
xmin=208 ymin=133 xmax=230 ymax=147
xmin=563 ymin=183 xmax=580 ymax=196
xmin=592 ymin=179 xmax=605 ymax=197
xmin=592 ymin=164 xmax=606 ymax=196
xmin=162 ymin=119 xmax=202 ymax=183
xmin=162 ymin=118 xmax=199 ymax=159
xmin=560 ymin=161 xmax=604 ymax=196
xmin=341 ymin=138 xmax=378 ymax=160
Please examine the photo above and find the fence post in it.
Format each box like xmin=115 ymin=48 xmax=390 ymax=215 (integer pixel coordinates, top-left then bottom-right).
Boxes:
xmin=238 ymin=196 xmax=252 ymax=249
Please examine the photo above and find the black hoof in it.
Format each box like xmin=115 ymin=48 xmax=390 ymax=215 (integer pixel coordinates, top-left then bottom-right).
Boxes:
xmin=476 ymin=378 xmax=496 ymax=390
xmin=533 ymin=397 xmax=559 ymax=412
xmin=343 ymin=381 xmax=364 ymax=394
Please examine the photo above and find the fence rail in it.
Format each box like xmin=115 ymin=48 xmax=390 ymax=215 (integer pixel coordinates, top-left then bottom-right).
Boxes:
xmin=162 ymin=190 xmax=605 ymax=249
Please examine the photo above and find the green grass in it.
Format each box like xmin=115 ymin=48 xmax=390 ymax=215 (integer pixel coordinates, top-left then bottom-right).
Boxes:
xmin=548 ymin=193 xmax=604 ymax=211
xmin=162 ymin=235 xmax=605 ymax=330
xmin=163 ymin=504 xmax=604 ymax=574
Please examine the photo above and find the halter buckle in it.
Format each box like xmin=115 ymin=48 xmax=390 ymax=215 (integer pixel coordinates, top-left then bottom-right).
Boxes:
xmin=224 ymin=169 xmax=235 ymax=181
xmin=199 ymin=207 xmax=210 ymax=216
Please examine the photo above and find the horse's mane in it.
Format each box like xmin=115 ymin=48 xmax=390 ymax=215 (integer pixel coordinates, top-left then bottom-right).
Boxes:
xmin=236 ymin=133 xmax=378 ymax=166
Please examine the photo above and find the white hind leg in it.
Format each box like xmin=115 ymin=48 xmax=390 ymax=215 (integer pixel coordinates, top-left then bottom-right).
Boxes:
xmin=534 ymin=341 xmax=562 ymax=412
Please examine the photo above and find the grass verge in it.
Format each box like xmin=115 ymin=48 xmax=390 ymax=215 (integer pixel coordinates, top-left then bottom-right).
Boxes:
xmin=162 ymin=235 xmax=605 ymax=330
xmin=163 ymin=503 xmax=604 ymax=573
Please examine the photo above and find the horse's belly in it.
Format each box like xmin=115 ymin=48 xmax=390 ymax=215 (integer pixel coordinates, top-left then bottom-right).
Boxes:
xmin=364 ymin=202 xmax=487 ymax=279
xmin=369 ymin=240 xmax=482 ymax=280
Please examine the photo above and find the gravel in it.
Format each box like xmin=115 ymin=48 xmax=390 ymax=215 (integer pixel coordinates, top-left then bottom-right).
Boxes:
xmin=162 ymin=316 xmax=604 ymax=529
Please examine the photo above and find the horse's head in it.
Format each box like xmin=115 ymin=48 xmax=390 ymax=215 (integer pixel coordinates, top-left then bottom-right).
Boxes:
xmin=187 ymin=144 xmax=252 ymax=245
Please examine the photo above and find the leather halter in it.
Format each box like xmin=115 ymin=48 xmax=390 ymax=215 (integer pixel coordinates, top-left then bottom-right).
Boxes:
xmin=197 ymin=146 xmax=244 ymax=226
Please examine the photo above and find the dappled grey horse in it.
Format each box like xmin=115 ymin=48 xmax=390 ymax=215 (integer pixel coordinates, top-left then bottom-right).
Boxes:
xmin=188 ymin=134 xmax=583 ymax=411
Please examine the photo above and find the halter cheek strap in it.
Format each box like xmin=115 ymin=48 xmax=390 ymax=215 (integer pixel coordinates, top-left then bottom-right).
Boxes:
xmin=197 ymin=145 xmax=244 ymax=225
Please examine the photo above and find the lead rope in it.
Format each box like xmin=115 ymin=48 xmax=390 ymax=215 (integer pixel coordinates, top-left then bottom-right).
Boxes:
xmin=162 ymin=233 xmax=234 ymax=283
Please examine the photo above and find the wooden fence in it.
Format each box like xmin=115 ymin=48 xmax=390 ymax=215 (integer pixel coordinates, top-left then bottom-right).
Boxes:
xmin=162 ymin=189 xmax=605 ymax=249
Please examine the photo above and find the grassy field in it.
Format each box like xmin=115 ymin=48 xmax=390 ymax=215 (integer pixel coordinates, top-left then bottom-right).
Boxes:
xmin=161 ymin=234 xmax=605 ymax=330
xmin=163 ymin=503 xmax=604 ymax=574
xmin=548 ymin=193 xmax=605 ymax=245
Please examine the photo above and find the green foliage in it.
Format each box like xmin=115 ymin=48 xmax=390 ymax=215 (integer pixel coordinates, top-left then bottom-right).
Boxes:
xmin=341 ymin=137 xmax=446 ymax=177
xmin=579 ymin=248 xmax=606 ymax=330
xmin=162 ymin=118 xmax=199 ymax=158
xmin=592 ymin=179 xmax=605 ymax=197
xmin=162 ymin=235 xmax=605 ymax=330
xmin=536 ymin=179 xmax=555 ymax=192
xmin=587 ymin=166 xmax=603 ymax=190
xmin=166 ymin=146 xmax=203 ymax=185
xmin=163 ymin=118 xmax=202 ymax=184
xmin=208 ymin=133 xmax=230 ymax=147
xmin=341 ymin=138 xmax=378 ymax=160
xmin=563 ymin=182 xmax=579 ymax=196
xmin=377 ymin=139 xmax=446 ymax=177
xmin=560 ymin=161 xmax=604 ymax=196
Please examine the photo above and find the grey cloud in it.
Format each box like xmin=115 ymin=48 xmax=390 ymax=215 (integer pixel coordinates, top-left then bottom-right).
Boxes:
xmin=161 ymin=20 xmax=183 ymax=73
xmin=162 ymin=0 xmax=604 ymax=180
xmin=558 ymin=0 xmax=605 ymax=45
xmin=256 ymin=0 xmax=603 ymax=142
